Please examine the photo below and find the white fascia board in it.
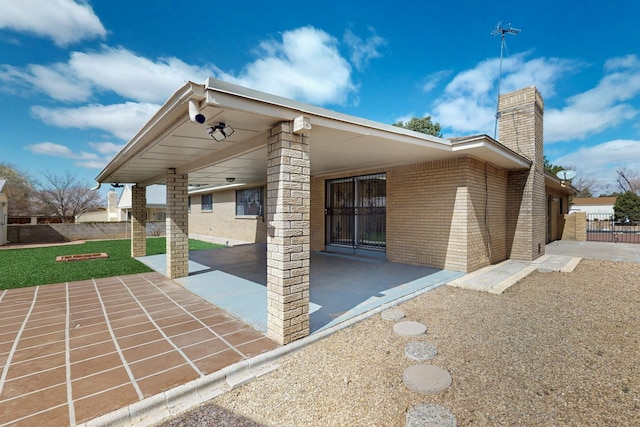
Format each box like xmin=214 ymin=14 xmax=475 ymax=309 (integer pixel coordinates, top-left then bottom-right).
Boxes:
xmin=451 ymin=136 xmax=531 ymax=168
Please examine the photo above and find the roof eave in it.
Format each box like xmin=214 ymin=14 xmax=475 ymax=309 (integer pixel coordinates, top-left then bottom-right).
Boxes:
xmin=203 ymin=77 xmax=452 ymax=148
xmin=95 ymin=81 xmax=206 ymax=185
xmin=450 ymin=134 xmax=531 ymax=169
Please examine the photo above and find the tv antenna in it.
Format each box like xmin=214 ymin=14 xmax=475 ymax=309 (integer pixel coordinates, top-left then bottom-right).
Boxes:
xmin=491 ymin=22 xmax=521 ymax=139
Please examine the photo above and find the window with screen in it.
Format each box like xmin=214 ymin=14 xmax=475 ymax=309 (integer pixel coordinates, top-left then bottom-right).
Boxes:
xmin=201 ymin=193 xmax=213 ymax=211
xmin=236 ymin=188 xmax=263 ymax=216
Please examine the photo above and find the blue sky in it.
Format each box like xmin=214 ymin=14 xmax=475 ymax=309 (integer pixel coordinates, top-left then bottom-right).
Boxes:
xmin=1 ymin=0 xmax=639 ymax=197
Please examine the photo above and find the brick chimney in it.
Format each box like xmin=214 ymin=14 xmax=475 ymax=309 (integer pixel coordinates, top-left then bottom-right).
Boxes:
xmin=498 ymin=87 xmax=546 ymax=261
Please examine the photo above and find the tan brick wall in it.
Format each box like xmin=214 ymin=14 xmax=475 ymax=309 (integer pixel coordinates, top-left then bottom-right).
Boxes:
xmin=499 ymin=87 xmax=546 ymax=261
xmin=166 ymin=169 xmax=189 ymax=279
xmin=310 ymin=175 xmax=326 ymax=252
xmin=465 ymin=159 xmax=509 ymax=271
xmin=575 ymin=211 xmax=587 ymax=241
xmin=562 ymin=212 xmax=577 ymax=240
xmin=266 ymin=122 xmax=310 ymax=345
xmin=189 ymin=189 xmax=267 ymax=243
xmin=388 ymin=157 xmax=508 ymax=272
xmin=130 ymin=185 xmax=146 ymax=257
xmin=562 ymin=211 xmax=586 ymax=241
xmin=310 ymin=156 xmax=509 ymax=273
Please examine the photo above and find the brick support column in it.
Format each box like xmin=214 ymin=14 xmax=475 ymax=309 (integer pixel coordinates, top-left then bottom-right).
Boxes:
xmin=266 ymin=121 xmax=310 ymax=345
xmin=166 ymin=169 xmax=189 ymax=279
xmin=130 ymin=185 xmax=146 ymax=257
xmin=499 ymin=87 xmax=546 ymax=261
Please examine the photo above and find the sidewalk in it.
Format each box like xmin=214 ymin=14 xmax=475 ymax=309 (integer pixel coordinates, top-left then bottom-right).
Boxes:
xmin=448 ymin=254 xmax=581 ymax=294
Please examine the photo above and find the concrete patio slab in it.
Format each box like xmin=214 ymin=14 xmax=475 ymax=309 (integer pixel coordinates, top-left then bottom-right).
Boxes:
xmin=137 ymin=244 xmax=464 ymax=334
xmin=448 ymin=253 xmax=582 ymax=294
xmin=545 ymin=240 xmax=640 ymax=263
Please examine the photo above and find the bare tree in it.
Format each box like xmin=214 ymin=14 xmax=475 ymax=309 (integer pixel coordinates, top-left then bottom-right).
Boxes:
xmin=0 ymin=162 xmax=36 ymax=216
xmin=571 ymin=174 xmax=599 ymax=198
xmin=616 ymin=168 xmax=640 ymax=194
xmin=34 ymin=172 xmax=104 ymax=223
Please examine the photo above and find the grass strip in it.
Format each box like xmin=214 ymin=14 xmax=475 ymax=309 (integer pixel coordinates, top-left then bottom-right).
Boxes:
xmin=0 ymin=237 xmax=222 ymax=289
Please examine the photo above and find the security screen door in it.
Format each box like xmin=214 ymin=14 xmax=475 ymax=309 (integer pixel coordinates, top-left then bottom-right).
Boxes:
xmin=325 ymin=173 xmax=386 ymax=250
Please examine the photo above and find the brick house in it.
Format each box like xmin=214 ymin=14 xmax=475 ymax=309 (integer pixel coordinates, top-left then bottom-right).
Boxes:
xmin=96 ymin=79 xmax=571 ymax=344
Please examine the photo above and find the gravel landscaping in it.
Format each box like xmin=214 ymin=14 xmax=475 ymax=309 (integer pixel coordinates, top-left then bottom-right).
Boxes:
xmin=161 ymin=259 xmax=640 ymax=426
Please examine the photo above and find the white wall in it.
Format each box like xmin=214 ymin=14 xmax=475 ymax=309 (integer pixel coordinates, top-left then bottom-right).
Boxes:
xmin=569 ymin=204 xmax=614 ymax=215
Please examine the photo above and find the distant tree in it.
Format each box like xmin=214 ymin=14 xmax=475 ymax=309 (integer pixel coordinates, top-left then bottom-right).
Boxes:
xmin=575 ymin=187 xmax=593 ymax=198
xmin=33 ymin=172 xmax=104 ymax=223
xmin=0 ymin=162 xmax=36 ymax=216
xmin=572 ymin=175 xmax=599 ymax=198
xmin=613 ymin=191 xmax=640 ymax=222
xmin=616 ymin=168 xmax=640 ymax=194
xmin=600 ymin=192 xmax=622 ymax=198
xmin=392 ymin=116 xmax=443 ymax=137
xmin=543 ymin=156 xmax=565 ymax=175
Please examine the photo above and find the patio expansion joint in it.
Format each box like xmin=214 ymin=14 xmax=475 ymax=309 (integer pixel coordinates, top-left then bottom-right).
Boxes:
xmin=2 ymin=401 xmax=69 ymax=427
xmin=139 ymin=274 xmax=250 ymax=361
xmin=0 ymin=286 xmax=39 ymax=397
xmin=114 ymin=276 xmax=205 ymax=378
xmin=92 ymin=278 xmax=145 ymax=401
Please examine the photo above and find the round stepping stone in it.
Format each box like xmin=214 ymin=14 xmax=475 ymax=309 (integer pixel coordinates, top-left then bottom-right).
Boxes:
xmin=393 ymin=321 xmax=427 ymax=336
xmin=406 ymin=403 xmax=457 ymax=427
xmin=381 ymin=308 xmax=405 ymax=321
xmin=403 ymin=364 xmax=452 ymax=394
xmin=405 ymin=341 xmax=437 ymax=361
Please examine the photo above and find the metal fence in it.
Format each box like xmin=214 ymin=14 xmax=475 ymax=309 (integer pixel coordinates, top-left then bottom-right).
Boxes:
xmin=586 ymin=213 xmax=640 ymax=243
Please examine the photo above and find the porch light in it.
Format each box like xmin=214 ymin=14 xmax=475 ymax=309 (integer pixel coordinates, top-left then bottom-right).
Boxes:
xmin=206 ymin=123 xmax=234 ymax=142
xmin=226 ymin=177 xmax=236 ymax=183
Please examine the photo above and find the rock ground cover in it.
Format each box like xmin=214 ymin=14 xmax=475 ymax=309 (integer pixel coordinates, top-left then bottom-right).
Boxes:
xmin=161 ymin=259 xmax=640 ymax=426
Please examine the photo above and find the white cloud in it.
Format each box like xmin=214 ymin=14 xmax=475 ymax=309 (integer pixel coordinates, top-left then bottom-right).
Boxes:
xmin=553 ymin=139 xmax=640 ymax=192
xmin=25 ymin=140 xmax=125 ymax=169
xmin=6 ymin=26 xmax=365 ymax=141
xmin=422 ymin=70 xmax=451 ymax=93
xmin=67 ymin=46 xmax=213 ymax=102
xmin=343 ymin=28 xmax=386 ymax=71
xmin=2 ymin=26 xmax=361 ymax=108
xmin=88 ymin=141 xmax=124 ymax=155
xmin=434 ymin=97 xmax=497 ymax=135
xmin=430 ymin=53 xmax=579 ymax=136
xmin=0 ymin=46 xmax=213 ymax=103
xmin=0 ymin=0 xmax=106 ymax=46
xmin=220 ymin=26 xmax=356 ymax=105
xmin=545 ymin=55 xmax=640 ymax=143
xmin=31 ymin=102 xmax=160 ymax=141
xmin=0 ymin=63 xmax=92 ymax=101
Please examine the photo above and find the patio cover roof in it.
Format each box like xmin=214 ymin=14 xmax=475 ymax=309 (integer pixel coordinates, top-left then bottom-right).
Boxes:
xmin=96 ymin=78 xmax=531 ymax=188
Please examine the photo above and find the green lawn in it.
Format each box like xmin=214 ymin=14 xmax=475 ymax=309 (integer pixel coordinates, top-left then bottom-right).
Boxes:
xmin=0 ymin=238 xmax=223 ymax=289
